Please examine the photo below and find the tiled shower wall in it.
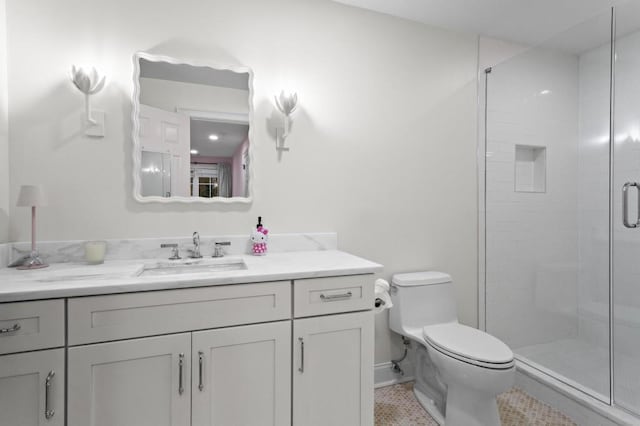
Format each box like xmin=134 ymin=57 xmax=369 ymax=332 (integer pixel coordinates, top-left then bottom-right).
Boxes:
xmin=485 ymin=47 xmax=580 ymax=350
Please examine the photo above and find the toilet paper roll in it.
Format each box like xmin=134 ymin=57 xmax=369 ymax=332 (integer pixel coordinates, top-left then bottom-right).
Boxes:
xmin=374 ymin=278 xmax=393 ymax=314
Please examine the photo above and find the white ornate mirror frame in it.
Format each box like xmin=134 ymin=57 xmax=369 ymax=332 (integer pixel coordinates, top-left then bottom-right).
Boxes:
xmin=131 ymin=51 xmax=254 ymax=204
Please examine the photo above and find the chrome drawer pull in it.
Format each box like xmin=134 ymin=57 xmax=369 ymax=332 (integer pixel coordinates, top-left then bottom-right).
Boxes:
xmin=0 ymin=323 xmax=21 ymax=334
xmin=298 ymin=337 xmax=304 ymax=373
xmin=320 ymin=291 xmax=352 ymax=301
xmin=178 ymin=353 xmax=185 ymax=395
xmin=198 ymin=351 xmax=204 ymax=391
xmin=45 ymin=370 xmax=55 ymax=419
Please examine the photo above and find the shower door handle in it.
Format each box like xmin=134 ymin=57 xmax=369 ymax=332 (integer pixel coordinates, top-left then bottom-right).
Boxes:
xmin=622 ymin=182 xmax=640 ymax=228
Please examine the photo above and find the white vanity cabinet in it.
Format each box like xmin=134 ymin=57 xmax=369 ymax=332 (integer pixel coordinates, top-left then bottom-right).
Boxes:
xmin=293 ymin=276 xmax=375 ymax=426
xmin=1 ymin=269 xmax=377 ymax=426
xmin=0 ymin=349 xmax=65 ymax=426
xmin=191 ymin=321 xmax=291 ymax=426
xmin=0 ymin=300 xmax=66 ymax=426
xmin=67 ymin=281 xmax=292 ymax=426
xmin=293 ymin=312 xmax=374 ymax=426
xmin=67 ymin=333 xmax=192 ymax=426
xmin=67 ymin=322 xmax=292 ymax=426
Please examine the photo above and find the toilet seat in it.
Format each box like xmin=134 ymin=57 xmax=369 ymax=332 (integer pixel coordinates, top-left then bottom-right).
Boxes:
xmin=423 ymin=323 xmax=514 ymax=370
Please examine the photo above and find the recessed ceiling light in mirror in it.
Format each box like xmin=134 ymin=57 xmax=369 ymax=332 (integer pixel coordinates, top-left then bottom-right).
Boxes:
xmin=190 ymin=149 xmax=199 ymax=155
xmin=208 ymin=134 xmax=219 ymax=141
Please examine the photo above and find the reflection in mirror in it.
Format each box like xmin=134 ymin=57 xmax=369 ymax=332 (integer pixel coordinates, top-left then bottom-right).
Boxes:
xmin=140 ymin=151 xmax=172 ymax=197
xmin=133 ymin=53 xmax=252 ymax=202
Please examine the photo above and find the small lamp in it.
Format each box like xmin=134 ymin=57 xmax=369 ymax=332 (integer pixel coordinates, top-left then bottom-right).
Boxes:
xmin=16 ymin=185 xmax=48 ymax=270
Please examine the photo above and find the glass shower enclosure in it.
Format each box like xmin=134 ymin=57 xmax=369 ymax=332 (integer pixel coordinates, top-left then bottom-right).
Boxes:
xmin=482 ymin=3 xmax=640 ymax=417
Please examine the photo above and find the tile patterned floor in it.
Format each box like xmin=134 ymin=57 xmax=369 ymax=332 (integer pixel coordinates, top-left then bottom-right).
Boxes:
xmin=375 ymin=382 xmax=577 ymax=426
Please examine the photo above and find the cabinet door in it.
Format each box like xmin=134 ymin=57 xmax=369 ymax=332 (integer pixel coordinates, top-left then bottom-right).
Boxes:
xmin=293 ymin=311 xmax=374 ymax=426
xmin=0 ymin=348 xmax=64 ymax=426
xmin=192 ymin=321 xmax=291 ymax=426
xmin=68 ymin=333 xmax=191 ymax=426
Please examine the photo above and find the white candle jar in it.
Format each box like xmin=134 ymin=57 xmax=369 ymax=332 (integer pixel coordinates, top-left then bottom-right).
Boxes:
xmin=84 ymin=241 xmax=107 ymax=264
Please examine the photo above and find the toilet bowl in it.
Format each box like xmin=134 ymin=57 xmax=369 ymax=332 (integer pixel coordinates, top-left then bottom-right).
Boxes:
xmin=389 ymin=271 xmax=515 ymax=426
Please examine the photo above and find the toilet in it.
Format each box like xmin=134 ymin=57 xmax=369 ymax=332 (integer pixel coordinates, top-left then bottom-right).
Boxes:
xmin=389 ymin=271 xmax=515 ymax=426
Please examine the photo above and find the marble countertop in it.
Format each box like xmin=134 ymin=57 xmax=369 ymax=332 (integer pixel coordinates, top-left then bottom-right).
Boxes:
xmin=0 ymin=250 xmax=383 ymax=302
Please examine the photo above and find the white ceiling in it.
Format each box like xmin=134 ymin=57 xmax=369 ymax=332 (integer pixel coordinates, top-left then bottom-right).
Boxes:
xmin=333 ymin=0 xmax=626 ymax=46
xmin=190 ymin=120 xmax=248 ymax=158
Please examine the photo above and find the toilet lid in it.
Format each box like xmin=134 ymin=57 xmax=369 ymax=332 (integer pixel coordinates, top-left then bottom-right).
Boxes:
xmin=423 ymin=323 xmax=514 ymax=367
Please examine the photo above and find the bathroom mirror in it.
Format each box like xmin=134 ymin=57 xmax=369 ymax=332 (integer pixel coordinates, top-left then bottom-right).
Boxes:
xmin=132 ymin=52 xmax=253 ymax=203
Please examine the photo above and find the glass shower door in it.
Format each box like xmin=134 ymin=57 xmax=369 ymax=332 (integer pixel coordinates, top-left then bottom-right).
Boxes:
xmin=484 ymin=9 xmax=613 ymax=402
xmin=613 ymin=2 xmax=640 ymax=416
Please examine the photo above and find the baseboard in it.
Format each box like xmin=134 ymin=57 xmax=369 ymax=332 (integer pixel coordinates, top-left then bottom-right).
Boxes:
xmin=374 ymin=362 xmax=414 ymax=389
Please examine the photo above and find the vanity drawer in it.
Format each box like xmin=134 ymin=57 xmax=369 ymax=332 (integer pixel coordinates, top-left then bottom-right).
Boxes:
xmin=0 ymin=300 xmax=65 ymax=355
xmin=294 ymin=275 xmax=374 ymax=318
xmin=68 ymin=281 xmax=291 ymax=345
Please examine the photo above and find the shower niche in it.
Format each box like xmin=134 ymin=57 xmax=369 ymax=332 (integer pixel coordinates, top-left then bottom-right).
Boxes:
xmin=514 ymin=145 xmax=546 ymax=193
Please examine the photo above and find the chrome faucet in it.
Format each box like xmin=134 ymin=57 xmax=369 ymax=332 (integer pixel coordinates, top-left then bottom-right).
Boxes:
xmin=189 ymin=232 xmax=203 ymax=259
xmin=160 ymin=243 xmax=181 ymax=260
xmin=212 ymin=241 xmax=231 ymax=258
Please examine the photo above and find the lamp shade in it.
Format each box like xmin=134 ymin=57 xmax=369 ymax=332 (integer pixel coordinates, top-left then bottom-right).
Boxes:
xmin=16 ymin=185 xmax=48 ymax=207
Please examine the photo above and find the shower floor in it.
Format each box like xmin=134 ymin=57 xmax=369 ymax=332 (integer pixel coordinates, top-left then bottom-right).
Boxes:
xmin=517 ymin=337 xmax=640 ymax=411
xmin=517 ymin=338 xmax=609 ymax=399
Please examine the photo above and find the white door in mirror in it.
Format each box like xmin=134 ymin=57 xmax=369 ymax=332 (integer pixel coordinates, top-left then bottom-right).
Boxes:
xmin=139 ymin=104 xmax=190 ymax=197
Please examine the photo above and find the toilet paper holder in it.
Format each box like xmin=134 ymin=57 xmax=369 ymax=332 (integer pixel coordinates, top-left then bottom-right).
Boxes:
xmin=374 ymin=298 xmax=386 ymax=308
xmin=374 ymin=278 xmax=393 ymax=311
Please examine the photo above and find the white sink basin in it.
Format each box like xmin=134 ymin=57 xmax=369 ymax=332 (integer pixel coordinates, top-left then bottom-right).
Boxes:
xmin=138 ymin=257 xmax=247 ymax=277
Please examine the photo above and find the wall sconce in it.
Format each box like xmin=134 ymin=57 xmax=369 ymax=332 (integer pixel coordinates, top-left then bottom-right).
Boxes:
xmin=274 ymin=91 xmax=298 ymax=151
xmin=71 ymin=65 xmax=106 ymax=137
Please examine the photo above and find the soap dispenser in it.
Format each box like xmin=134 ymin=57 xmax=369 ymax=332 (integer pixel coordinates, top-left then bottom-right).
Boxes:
xmin=250 ymin=216 xmax=269 ymax=256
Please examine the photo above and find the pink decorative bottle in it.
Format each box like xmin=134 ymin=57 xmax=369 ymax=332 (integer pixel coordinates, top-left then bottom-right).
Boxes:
xmin=251 ymin=217 xmax=269 ymax=256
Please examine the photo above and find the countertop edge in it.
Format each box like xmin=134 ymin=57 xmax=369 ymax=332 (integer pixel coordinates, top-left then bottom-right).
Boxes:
xmin=0 ymin=251 xmax=384 ymax=303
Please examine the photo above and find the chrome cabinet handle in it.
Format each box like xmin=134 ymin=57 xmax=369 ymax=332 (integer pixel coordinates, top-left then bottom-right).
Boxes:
xmin=198 ymin=351 xmax=204 ymax=391
xmin=45 ymin=370 xmax=55 ymax=419
xmin=178 ymin=353 xmax=185 ymax=395
xmin=298 ymin=337 xmax=304 ymax=373
xmin=0 ymin=323 xmax=20 ymax=334
xmin=623 ymin=182 xmax=640 ymax=228
xmin=320 ymin=291 xmax=352 ymax=301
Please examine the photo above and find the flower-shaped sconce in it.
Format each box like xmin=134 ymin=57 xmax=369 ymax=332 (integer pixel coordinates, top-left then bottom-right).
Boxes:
xmin=274 ymin=91 xmax=298 ymax=151
xmin=71 ymin=65 xmax=106 ymax=137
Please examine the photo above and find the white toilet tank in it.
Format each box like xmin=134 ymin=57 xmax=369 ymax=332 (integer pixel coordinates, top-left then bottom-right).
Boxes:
xmin=389 ymin=271 xmax=458 ymax=337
